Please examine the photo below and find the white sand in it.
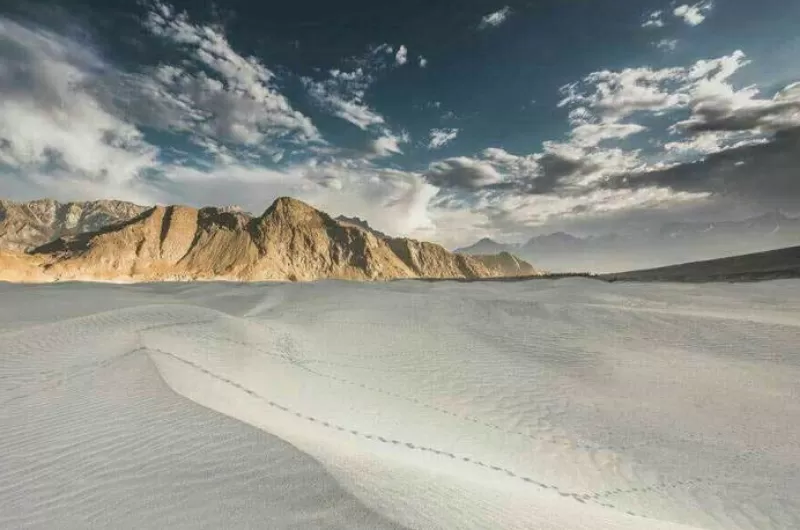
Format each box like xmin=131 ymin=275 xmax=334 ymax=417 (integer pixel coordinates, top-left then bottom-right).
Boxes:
xmin=1 ymin=279 xmax=798 ymax=529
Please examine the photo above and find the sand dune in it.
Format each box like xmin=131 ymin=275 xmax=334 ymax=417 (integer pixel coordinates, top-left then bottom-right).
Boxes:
xmin=1 ymin=279 xmax=798 ymax=529
xmin=604 ymin=245 xmax=800 ymax=282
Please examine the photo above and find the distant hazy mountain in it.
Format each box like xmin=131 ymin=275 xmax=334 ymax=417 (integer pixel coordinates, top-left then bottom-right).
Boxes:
xmin=0 ymin=198 xmax=148 ymax=252
xmin=455 ymin=237 xmax=513 ymax=255
xmin=0 ymin=197 xmax=541 ymax=283
xmin=456 ymin=211 xmax=800 ymax=273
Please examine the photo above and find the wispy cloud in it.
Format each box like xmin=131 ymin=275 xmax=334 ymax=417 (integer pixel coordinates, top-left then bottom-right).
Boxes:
xmin=656 ymin=39 xmax=678 ymax=51
xmin=370 ymin=130 xmax=410 ymax=158
xmin=673 ymin=1 xmax=713 ymax=26
xmin=642 ymin=10 xmax=665 ymax=28
xmin=478 ymin=6 xmax=512 ymax=29
xmin=143 ymin=1 xmax=320 ymax=145
xmin=395 ymin=45 xmax=408 ymax=65
xmin=303 ymin=68 xmax=385 ymax=130
xmin=428 ymin=128 xmax=460 ymax=149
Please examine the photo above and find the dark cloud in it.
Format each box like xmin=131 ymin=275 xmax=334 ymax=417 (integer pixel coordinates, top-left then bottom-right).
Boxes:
xmin=425 ymin=157 xmax=503 ymax=189
xmin=608 ymin=128 xmax=800 ymax=211
xmin=534 ymin=151 xmax=595 ymax=193
xmin=681 ymin=100 xmax=800 ymax=134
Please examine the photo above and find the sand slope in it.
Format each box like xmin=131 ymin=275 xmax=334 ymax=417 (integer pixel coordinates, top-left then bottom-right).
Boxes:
xmin=1 ymin=279 xmax=798 ymax=529
xmin=604 ymin=245 xmax=800 ymax=282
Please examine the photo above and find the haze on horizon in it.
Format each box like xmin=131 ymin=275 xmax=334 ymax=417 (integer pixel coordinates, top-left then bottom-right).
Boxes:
xmin=1 ymin=0 xmax=800 ymax=257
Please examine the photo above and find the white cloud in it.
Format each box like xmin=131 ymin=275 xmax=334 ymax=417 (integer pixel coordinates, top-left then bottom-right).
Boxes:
xmin=479 ymin=6 xmax=512 ymax=29
xmin=656 ymin=39 xmax=678 ymax=51
xmin=642 ymin=10 xmax=665 ymax=28
xmin=395 ymin=45 xmax=408 ymax=66
xmin=303 ymin=64 xmax=411 ymax=159
xmin=673 ymin=2 xmax=713 ymax=26
xmin=555 ymin=51 xmax=777 ymax=158
xmin=559 ymin=66 xmax=689 ymax=120
xmin=480 ymin=148 xmax=540 ymax=179
xmin=427 ymin=128 xmax=460 ymax=149
xmin=673 ymin=78 xmax=800 ymax=135
xmin=0 ymin=17 xmax=158 ymax=202
xmin=663 ymin=132 xmax=767 ymax=155
xmin=434 ymin=51 xmax=786 ymax=209
xmin=552 ymin=49 xmax=800 ymax=170
xmin=303 ymin=43 xmax=409 ymax=136
xmin=568 ymin=122 xmax=647 ymax=148
xmin=143 ymin=1 xmax=320 ymax=145
xmin=369 ymin=130 xmax=409 ymax=157
xmin=419 ymin=56 xmax=428 ymax=68
xmin=304 ymin=73 xmax=385 ymax=130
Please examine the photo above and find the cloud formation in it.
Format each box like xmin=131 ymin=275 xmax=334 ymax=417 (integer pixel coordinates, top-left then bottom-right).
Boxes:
xmin=673 ymin=2 xmax=714 ymax=26
xmin=422 ymin=47 xmax=800 ymax=240
xmin=302 ymin=42 xmax=412 ymax=155
xmin=395 ymin=45 xmax=408 ymax=66
xmin=426 ymin=157 xmax=503 ymax=189
xmin=478 ymin=7 xmax=512 ymax=29
xmin=555 ymin=50 xmax=793 ymax=158
xmin=642 ymin=10 xmax=665 ymax=28
xmin=144 ymin=1 xmax=320 ymax=145
xmin=0 ymin=17 xmax=157 ymax=201
xmin=427 ymin=128 xmax=459 ymax=149
xmin=606 ymin=127 xmax=800 ymax=211
xmin=369 ymin=130 xmax=409 ymax=158
xmin=304 ymin=68 xmax=385 ymax=130
xmin=656 ymin=39 xmax=678 ymax=52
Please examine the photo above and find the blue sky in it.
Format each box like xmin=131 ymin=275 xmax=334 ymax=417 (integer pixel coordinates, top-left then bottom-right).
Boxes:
xmin=1 ymin=0 xmax=799 ymax=246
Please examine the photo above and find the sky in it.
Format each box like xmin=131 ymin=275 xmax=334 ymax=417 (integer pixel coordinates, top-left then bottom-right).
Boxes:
xmin=1 ymin=0 xmax=800 ymax=247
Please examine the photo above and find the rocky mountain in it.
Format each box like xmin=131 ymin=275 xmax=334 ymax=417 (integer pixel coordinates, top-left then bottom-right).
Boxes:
xmin=0 ymin=197 xmax=540 ymax=283
xmin=456 ymin=211 xmax=800 ymax=273
xmin=334 ymin=215 xmax=389 ymax=239
xmin=0 ymin=199 xmax=148 ymax=252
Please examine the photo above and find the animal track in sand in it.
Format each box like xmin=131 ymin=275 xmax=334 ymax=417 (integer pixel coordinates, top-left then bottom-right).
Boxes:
xmin=146 ymin=337 xmax=725 ymax=522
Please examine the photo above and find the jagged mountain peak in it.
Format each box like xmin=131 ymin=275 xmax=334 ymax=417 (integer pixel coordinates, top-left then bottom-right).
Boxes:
xmin=261 ymin=196 xmax=325 ymax=222
xmin=0 ymin=196 xmax=542 ymax=282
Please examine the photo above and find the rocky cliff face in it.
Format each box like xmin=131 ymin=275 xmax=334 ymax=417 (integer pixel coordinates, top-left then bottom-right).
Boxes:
xmin=2 ymin=197 xmax=540 ymax=282
xmin=0 ymin=199 xmax=148 ymax=252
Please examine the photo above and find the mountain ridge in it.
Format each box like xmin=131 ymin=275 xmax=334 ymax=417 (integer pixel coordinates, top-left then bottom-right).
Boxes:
xmin=0 ymin=197 xmax=541 ymax=283
xmin=0 ymin=198 xmax=149 ymax=252
xmin=455 ymin=211 xmax=800 ymax=273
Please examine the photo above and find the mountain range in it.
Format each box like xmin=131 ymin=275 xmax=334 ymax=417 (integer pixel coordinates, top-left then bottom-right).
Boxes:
xmin=0 ymin=197 xmax=539 ymax=283
xmin=456 ymin=212 xmax=800 ymax=273
xmin=0 ymin=198 xmax=148 ymax=252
